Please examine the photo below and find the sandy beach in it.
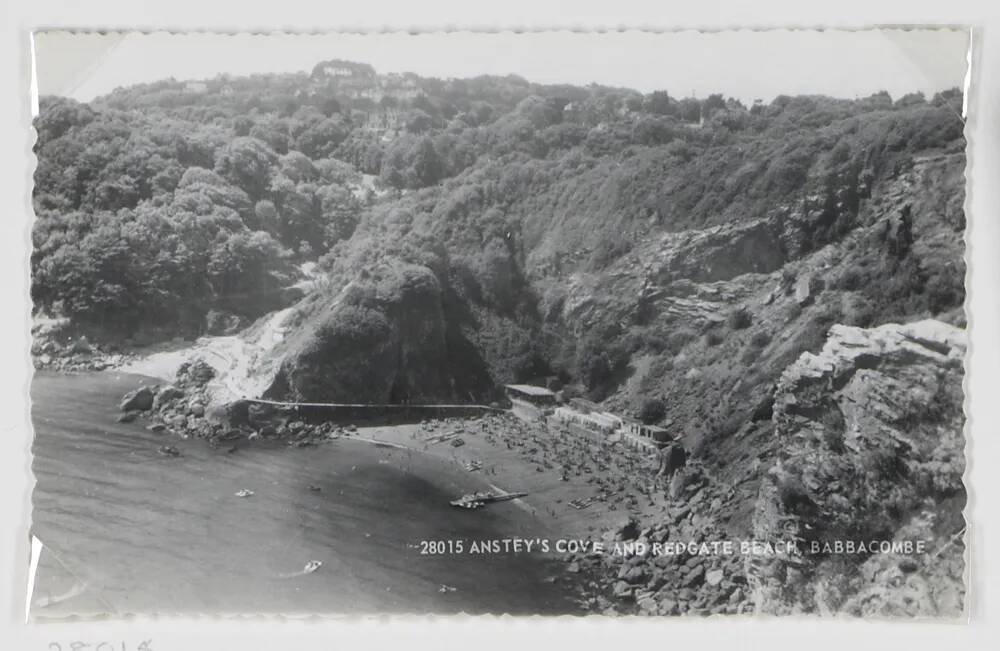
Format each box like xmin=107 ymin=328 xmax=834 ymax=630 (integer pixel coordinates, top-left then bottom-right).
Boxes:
xmin=351 ymin=414 xmax=672 ymax=539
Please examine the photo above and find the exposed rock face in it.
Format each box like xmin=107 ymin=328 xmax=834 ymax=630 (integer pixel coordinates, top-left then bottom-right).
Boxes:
xmin=652 ymin=218 xmax=788 ymax=285
xmin=750 ymin=319 xmax=966 ymax=616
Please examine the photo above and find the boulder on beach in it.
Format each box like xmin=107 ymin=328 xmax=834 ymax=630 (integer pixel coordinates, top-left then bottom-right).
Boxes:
xmin=206 ymin=400 xmax=250 ymax=427
xmin=614 ymin=517 xmax=640 ymax=542
xmin=120 ymin=386 xmax=155 ymax=412
xmin=706 ymin=568 xmax=724 ymax=587
xmin=153 ymin=385 xmax=184 ymax=410
xmin=116 ymin=410 xmax=140 ymax=423
xmin=612 ymin=580 xmax=635 ymax=601
xmin=177 ymin=359 xmax=216 ymax=387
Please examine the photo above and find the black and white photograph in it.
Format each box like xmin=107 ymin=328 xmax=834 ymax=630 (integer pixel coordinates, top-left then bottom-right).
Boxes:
xmin=25 ymin=28 xmax=969 ymax=619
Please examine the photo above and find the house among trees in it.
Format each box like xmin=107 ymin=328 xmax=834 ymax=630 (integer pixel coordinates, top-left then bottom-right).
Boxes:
xmin=310 ymin=60 xmax=377 ymax=82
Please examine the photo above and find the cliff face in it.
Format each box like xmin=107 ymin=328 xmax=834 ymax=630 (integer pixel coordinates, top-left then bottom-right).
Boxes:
xmin=565 ymin=317 xmax=965 ymax=617
xmin=751 ymin=320 xmax=966 ymax=616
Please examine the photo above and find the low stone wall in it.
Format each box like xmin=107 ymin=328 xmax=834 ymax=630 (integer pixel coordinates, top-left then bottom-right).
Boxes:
xmin=247 ymin=401 xmax=504 ymax=426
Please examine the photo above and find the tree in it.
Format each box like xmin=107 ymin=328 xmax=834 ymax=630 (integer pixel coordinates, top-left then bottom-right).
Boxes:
xmin=677 ymin=97 xmax=702 ymax=123
xmin=254 ymin=199 xmax=280 ymax=232
xmin=34 ymin=96 xmax=96 ymax=142
xmin=316 ymin=184 xmax=361 ymax=246
xmin=214 ymin=136 xmax=278 ymax=199
xmin=174 ymin=167 xmax=253 ymax=220
xmin=249 ymin=122 xmax=290 ymax=154
xmin=404 ymin=109 xmax=434 ymax=134
xmin=644 ymin=90 xmax=674 ymax=116
xmin=294 ymin=116 xmax=349 ymax=159
xmin=279 ymin=150 xmax=319 ymax=183
xmin=701 ymin=93 xmax=727 ymax=120
xmin=409 ymin=137 xmax=443 ymax=187
xmin=206 ymin=230 xmax=288 ymax=297
xmin=379 ymin=136 xmax=443 ymax=189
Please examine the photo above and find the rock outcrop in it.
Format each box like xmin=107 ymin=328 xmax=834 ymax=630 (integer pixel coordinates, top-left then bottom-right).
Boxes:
xmin=119 ymin=386 xmax=155 ymax=412
xmin=750 ymin=319 xmax=966 ymax=616
xmin=652 ymin=218 xmax=788 ymax=285
xmin=268 ymin=262 xmax=451 ymax=403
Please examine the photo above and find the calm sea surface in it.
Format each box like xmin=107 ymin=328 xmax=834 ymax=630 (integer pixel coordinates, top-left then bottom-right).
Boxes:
xmin=30 ymin=371 xmax=580 ymax=616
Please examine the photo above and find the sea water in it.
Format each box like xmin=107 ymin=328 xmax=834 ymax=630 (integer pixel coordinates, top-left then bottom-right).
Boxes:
xmin=30 ymin=372 xmax=580 ymax=616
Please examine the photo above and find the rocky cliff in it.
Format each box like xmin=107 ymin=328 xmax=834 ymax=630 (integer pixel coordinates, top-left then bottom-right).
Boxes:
xmin=566 ymin=318 xmax=965 ymax=617
xmin=750 ymin=319 xmax=966 ymax=616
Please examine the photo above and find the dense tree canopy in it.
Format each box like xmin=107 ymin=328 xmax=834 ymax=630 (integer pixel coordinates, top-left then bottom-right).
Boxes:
xmin=32 ymin=60 xmax=964 ymax=365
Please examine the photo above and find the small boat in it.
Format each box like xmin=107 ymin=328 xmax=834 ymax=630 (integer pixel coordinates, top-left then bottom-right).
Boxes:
xmin=449 ymin=490 xmax=528 ymax=510
xmin=157 ymin=445 xmax=180 ymax=457
xmin=234 ymin=489 xmax=255 ymax=498
xmin=302 ymin=560 xmax=322 ymax=574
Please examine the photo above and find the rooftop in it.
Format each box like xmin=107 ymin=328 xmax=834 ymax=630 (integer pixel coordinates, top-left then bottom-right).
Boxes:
xmin=504 ymin=384 xmax=556 ymax=397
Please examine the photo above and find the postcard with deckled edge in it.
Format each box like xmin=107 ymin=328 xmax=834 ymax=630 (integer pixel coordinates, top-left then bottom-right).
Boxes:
xmin=25 ymin=28 xmax=970 ymax=619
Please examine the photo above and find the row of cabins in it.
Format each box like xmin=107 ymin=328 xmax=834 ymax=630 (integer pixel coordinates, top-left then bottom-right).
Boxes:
xmin=504 ymin=384 xmax=671 ymax=451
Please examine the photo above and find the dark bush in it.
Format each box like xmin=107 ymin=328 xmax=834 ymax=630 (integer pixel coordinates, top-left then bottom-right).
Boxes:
xmin=639 ymin=398 xmax=666 ymax=424
xmin=727 ymin=307 xmax=753 ymax=330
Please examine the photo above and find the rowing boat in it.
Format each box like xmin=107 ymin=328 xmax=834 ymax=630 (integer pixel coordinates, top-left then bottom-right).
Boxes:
xmin=449 ymin=490 xmax=528 ymax=509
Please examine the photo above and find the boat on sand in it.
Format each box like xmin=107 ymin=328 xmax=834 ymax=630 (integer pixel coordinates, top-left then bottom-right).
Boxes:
xmin=449 ymin=490 xmax=528 ymax=510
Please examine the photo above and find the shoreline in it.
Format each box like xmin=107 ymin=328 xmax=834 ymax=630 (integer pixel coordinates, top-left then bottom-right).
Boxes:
xmin=46 ymin=360 xmax=671 ymax=541
xmin=39 ymin=366 xmax=755 ymax=616
xmin=83 ymin=326 xmax=669 ymax=540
